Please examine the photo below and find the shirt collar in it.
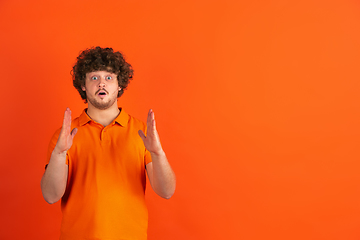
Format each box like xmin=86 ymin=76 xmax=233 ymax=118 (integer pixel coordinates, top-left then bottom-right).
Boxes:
xmin=78 ymin=108 xmax=129 ymax=127
xmin=114 ymin=108 xmax=129 ymax=127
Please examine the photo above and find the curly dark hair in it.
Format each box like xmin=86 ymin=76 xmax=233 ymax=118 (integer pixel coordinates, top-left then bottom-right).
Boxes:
xmin=72 ymin=46 xmax=134 ymax=102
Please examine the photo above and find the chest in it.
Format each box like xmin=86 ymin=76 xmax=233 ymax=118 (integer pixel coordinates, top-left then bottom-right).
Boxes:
xmin=68 ymin=124 xmax=146 ymax=178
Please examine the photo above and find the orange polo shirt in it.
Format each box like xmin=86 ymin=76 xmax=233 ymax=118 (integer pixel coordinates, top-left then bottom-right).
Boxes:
xmin=47 ymin=108 xmax=152 ymax=240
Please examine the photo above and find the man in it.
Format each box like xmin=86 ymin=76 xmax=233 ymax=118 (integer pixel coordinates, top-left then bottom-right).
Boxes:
xmin=41 ymin=47 xmax=176 ymax=240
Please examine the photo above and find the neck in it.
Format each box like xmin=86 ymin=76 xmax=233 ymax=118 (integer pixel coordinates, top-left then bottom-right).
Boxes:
xmin=86 ymin=102 xmax=120 ymax=127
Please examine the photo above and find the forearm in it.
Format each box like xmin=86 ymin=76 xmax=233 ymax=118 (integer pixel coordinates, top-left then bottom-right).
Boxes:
xmin=149 ymin=151 xmax=176 ymax=199
xmin=40 ymin=151 xmax=68 ymax=204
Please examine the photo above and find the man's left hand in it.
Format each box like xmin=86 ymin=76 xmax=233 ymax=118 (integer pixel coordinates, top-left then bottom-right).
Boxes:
xmin=138 ymin=109 xmax=164 ymax=155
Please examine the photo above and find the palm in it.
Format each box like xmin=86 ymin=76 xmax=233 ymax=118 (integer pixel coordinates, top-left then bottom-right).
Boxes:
xmin=138 ymin=109 xmax=163 ymax=154
xmin=54 ymin=108 xmax=77 ymax=154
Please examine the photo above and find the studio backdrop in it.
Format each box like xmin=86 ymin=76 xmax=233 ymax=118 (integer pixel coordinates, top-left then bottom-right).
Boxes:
xmin=1 ymin=0 xmax=360 ymax=239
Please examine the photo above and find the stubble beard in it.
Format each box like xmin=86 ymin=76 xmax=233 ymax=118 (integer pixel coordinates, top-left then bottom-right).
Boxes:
xmin=87 ymin=94 xmax=118 ymax=110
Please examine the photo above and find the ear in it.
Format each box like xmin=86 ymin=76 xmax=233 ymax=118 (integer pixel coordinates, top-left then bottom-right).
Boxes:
xmin=118 ymin=87 xmax=122 ymax=91
xmin=82 ymin=86 xmax=86 ymax=91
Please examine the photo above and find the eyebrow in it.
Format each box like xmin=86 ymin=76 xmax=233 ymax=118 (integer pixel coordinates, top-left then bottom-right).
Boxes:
xmin=87 ymin=72 xmax=116 ymax=77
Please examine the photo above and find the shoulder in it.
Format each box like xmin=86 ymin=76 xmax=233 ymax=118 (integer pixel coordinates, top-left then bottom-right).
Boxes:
xmin=71 ymin=115 xmax=82 ymax=129
xmin=128 ymin=114 xmax=146 ymax=126
xmin=129 ymin=115 xmax=147 ymax=131
xmin=119 ymin=109 xmax=146 ymax=130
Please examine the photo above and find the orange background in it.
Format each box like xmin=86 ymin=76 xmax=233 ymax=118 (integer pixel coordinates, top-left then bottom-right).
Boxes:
xmin=1 ymin=0 xmax=360 ymax=239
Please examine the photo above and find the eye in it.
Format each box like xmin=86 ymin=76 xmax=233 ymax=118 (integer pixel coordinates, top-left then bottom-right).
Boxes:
xmin=106 ymin=76 xmax=112 ymax=80
xmin=91 ymin=76 xmax=98 ymax=80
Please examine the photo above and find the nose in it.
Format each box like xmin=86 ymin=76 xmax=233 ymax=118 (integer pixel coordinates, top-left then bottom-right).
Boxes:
xmin=98 ymin=78 xmax=106 ymax=88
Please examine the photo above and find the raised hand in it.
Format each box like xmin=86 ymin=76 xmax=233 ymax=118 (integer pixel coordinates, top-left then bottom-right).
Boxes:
xmin=53 ymin=108 xmax=77 ymax=155
xmin=138 ymin=109 xmax=163 ymax=155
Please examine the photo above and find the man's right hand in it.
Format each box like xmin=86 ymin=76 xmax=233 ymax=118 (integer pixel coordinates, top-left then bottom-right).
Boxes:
xmin=41 ymin=108 xmax=77 ymax=204
xmin=53 ymin=108 xmax=77 ymax=155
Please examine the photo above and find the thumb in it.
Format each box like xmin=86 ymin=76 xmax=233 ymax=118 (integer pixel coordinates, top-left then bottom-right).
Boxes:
xmin=71 ymin=128 xmax=78 ymax=138
xmin=138 ymin=130 xmax=146 ymax=141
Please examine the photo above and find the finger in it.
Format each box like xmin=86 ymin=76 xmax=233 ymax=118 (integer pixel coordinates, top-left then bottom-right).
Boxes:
xmin=61 ymin=108 xmax=71 ymax=135
xmin=148 ymin=119 xmax=157 ymax=136
xmin=151 ymin=109 xmax=155 ymax=120
xmin=138 ymin=130 xmax=146 ymax=141
xmin=149 ymin=118 xmax=156 ymax=133
xmin=61 ymin=108 xmax=68 ymax=128
xmin=148 ymin=109 xmax=157 ymax=133
xmin=65 ymin=108 xmax=72 ymax=135
xmin=71 ymin=128 xmax=78 ymax=138
xmin=147 ymin=109 xmax=152 ymax=127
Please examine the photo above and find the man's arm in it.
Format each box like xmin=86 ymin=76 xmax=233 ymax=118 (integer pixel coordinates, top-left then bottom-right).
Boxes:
xmin=138 ymin=109 xmax=176 ymax=199
xmin=41 ymin=108 xmax=77 ymax=204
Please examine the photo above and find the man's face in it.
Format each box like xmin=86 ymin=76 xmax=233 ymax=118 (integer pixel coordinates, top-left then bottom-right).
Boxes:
xmin=82 ymin=71 xmax=121 ymax=110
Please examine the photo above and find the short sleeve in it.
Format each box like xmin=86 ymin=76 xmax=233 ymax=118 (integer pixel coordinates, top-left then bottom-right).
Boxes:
xmin=144 ymin=149 xmax=152 ymax=165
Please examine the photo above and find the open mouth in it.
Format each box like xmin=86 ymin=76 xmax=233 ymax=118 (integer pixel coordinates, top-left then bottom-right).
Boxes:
xmin=96 ymin=89 xmax=108 ymax=96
